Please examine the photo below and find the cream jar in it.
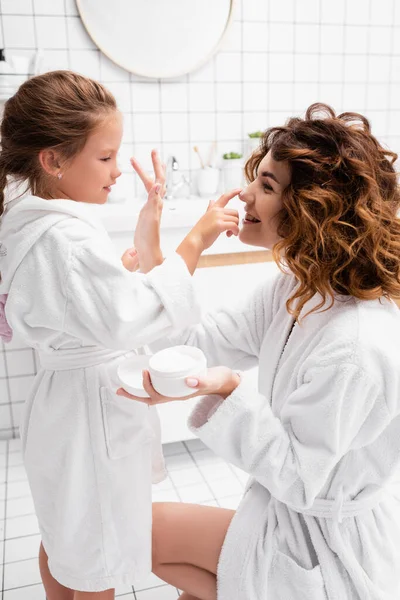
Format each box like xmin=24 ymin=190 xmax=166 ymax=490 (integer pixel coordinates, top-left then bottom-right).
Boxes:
xmin=148 ymin=345 xmax=207 ymax=398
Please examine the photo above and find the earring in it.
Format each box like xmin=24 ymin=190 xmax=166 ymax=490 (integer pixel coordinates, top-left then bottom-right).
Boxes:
xmin=57 ymin=172 xmax=63 ymax=180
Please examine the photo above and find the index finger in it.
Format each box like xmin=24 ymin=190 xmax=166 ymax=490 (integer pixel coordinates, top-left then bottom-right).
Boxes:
xmin=214 ymin=188 xmax=242 ymax=208
xmin=130 ymin=157 xmax=153 ymax=191
xmin=151 ymin=149 xmax=164 ymax=184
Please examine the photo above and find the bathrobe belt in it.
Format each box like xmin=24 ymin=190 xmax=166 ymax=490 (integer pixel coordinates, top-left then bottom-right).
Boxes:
xmin=285 ymin=486 xmax=387 ymax=522
xmin=38 ymin=346 xmax=127 ymax=371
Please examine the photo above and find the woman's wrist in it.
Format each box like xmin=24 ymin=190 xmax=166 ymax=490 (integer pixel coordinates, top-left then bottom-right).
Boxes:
xmin=218 ymin=371 xmax=241 ymax=399
xmin=176 ymin=233 xmax=204 ymax=275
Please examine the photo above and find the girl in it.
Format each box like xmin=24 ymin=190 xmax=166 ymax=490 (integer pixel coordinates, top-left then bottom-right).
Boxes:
xmin=119 ymin=104 xmax=400 ymax=600
xmin=0 ymin=70 xmax=240 ymax=599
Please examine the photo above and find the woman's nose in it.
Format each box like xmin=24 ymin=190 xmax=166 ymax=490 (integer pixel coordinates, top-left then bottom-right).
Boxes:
xmin=239 ymin=187 xmax=253 ymax=204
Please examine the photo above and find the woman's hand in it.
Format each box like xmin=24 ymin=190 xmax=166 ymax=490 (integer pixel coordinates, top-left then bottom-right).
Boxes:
xmin=116 ymin=366 xmax=241 ymax=405
xmin=188 ymin=190 xmax=241 ymax=251
xmin=130 ymin=150 xmax=166 ymax=273
xmin=176 ymin=189 xmax=241 ymax=275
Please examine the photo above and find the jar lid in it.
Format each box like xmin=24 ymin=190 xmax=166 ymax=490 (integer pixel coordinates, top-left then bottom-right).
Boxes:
xmin=149 ymin=345 xmax=206 ymax=378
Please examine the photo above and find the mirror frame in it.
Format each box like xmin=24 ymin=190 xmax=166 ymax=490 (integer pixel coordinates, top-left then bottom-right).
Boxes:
xmin=76 ymin=0 xmax=236 ymax=79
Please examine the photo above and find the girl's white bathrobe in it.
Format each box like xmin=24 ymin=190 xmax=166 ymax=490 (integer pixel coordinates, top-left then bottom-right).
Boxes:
xmin=155 ymin=269 xmax=400 ymax=599
xmin=0 ymin=195 xmax=201 ymax=592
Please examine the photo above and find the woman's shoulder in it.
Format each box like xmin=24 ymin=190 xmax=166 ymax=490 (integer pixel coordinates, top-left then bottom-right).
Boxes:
xmin=303 ymin=296 xmax=400 ymax=385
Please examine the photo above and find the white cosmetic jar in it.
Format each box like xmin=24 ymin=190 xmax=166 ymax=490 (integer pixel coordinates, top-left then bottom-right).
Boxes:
xmin=148 ymin=345 xmax=207 ymax=398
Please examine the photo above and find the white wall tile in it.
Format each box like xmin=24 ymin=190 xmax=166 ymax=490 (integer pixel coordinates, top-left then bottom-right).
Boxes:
xmin=133 ymin=114 xmax=161 ymax=144
xmin=269 ymin=23 xmax=294 ymax=53
xmin=242 ymin=22 xmax=269 ymax=52
xmin=294 ymin=0 xmax=320 ymax=23
xmin=293 ymin=82 xmax=319 ymax=112
xmin=320 ymin=25 xmax=345 ymax=54
xmin=66 ymin=15 xmax=96 ymax=49
xmin=366 ymin=83 xmax=389 ymax=110
xmin=219 ymin=20 xmax=241 ymax=53
xmin=369 ymin=0 xmax=394 ymax=26
xmin=369 ymin=26 xmax=393 ymax=55
xmin=344 ymin=26 xmax=369 ymax=54
xmin=216 ymin=82 xmax=242 ymax=112
xmin=65 ymin=0 xmax=79 ymax=16
xmin=242 ymin=0 xmax=268 ymax=22
xmin=100 ymin=53 xmax=130 ymax=82
xmin=269 ymin=83 xmax=294 ymax=111
xmin=1 ymin=0 xmax=32 ymax=14
xmin=294 ymin=54 xmax=319 ymax=82
xmin=243 ymin=52 xmax=268 ymax=81
xmin=33 ymin=0 xmax=65 ymax=15
xmin=346 ymin=0 xmax=370 ymax=26
xmin=160 ymin=82 xmax=188 ymax=113
xmin=321 ymin=0 xmax=346 ymax=24
xmin=35 ymin=16 xmax=67 ymax=48
xmin=344 ymin=55 xmax=368 ymax=83
xmin=69 ymin=49 xmax=100 ymax=79
xmin=343 ymin=83 xmax=367 ymax=111
xmin=269 ymin=54 xmax=294 ymax=82
xmin=368 ymin=55 xmax=391 ymax=83
xmin=269 ymin=0 xmax=295 ymax=23
xmin=131 ymin=83 xmax=160 ymax=113
xmin=41 ymin=48 xmax=69 ymax=71
xmin=189 ymin=113 xmax=216 ymax=142
xmin=243 ymin=82 xmax=267 ymax=111
xmin=107 ymin=82 xmax=131 ymax=112
xmin=162 ymin=113 xmax=189 ymax=143
xmin=215 ymin=52 xmax=242 ymax=82
xmin=188 ymin=83 xmax=215 ymax=112
xmin=295 ymin=24 xmax=320 ymax=54
xmin=216 ymin=112 xmax=242 ymax=140
xmin=3 ymin=16 xmax=35 ymax=48
xmin=320 ymin=55 xmax=344 ymax=82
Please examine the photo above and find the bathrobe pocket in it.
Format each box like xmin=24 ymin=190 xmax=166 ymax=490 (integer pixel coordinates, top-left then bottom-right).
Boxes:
xmin=100 ymin=387 xmax=154 ymax=459
xmin=269 ymin=550 xmax=327 ymax=600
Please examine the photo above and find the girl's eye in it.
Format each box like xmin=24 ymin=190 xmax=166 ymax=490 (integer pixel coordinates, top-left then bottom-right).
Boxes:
xmin=101 ymin=157 xmax=111 ymax=162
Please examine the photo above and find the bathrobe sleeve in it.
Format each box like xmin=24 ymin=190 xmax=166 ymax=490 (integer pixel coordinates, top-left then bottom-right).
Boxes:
xmin=62 ymin=228 xmax=201 ymax=350
xmin=189 ymin=362 xmax=389 ymax=508
xmin=150 ymin=270 xmax=284 ymax=369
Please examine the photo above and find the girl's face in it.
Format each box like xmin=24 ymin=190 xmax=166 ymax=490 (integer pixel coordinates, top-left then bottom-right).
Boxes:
xmin=238 ymin=150 xmax=291 ymax=249
xmin=55 ymin=111 xmax=123 ymax=204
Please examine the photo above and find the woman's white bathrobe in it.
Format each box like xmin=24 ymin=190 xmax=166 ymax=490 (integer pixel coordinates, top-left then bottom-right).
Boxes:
xmin=155 ymin=269 xmax=400 ymax=599
xmin=0 ymin=195 xmax=201 ymax=592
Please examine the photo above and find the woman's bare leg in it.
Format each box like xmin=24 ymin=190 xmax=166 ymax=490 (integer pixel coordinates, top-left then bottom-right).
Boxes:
xmin=152 ymin=502 xmax=235 ymax=600
xmin=39 ymin=542 xmax=74 ymax=600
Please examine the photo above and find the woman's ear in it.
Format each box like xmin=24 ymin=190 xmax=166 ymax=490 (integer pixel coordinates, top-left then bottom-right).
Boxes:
xmin=38 ymin=149 xmax=62 ymax=177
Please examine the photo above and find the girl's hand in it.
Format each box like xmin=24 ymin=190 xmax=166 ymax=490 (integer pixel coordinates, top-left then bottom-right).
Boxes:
xmin=121 ymin=247 xmax=139 ymax=272
xmin=130 ymin=150 xmax=166 ymax=273
xmin=130 ymin=149 xmax=166 ymax=197
xmin=187 ymin=189 xmax=241 ymax=252
xmin=133 ymin=182 xmax=164 ymax=273
xmin=116 ymin=366 xmax=241 ymax=405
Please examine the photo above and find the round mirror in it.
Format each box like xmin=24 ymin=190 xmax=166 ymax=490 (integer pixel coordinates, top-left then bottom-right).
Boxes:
xmin=76 ymin=0 xmax=234 ymax=79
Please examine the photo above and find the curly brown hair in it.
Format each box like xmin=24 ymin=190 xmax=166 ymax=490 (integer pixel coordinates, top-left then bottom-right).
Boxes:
xmin=245 ymin=103 xmax=400 ymax=319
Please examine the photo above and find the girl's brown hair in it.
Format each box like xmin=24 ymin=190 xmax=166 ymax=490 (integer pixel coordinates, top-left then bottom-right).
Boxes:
xmin=0 ymin=70 xmax=117 ymax=216
xmin=245 ymin=103 xmax=400 ymax=318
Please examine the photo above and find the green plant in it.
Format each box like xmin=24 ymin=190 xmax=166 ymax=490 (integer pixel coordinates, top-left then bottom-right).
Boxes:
xmin=248 ymin=130 xmax=263 ymax=138
xmin=222 ymin=152 xmax=243 ymax=159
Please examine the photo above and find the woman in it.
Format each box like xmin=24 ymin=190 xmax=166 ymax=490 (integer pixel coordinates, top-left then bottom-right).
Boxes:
xmin=118 ymin=104 xmax=400 ymax=600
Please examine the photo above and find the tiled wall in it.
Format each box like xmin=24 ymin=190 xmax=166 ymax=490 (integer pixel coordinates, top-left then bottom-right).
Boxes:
xmin=0 ymin=0 xmax=399 ymax=438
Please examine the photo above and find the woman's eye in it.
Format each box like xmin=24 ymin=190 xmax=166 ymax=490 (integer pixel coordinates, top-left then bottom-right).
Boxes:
xmin=263 ymin=184 xmax=273 ymax=192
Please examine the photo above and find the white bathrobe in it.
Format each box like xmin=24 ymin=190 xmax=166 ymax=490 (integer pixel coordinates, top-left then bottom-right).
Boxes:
xmin=154 ymin=269 xmax=400 ymax=599
xmin=0 ymin=195 xmax=201 ymax=592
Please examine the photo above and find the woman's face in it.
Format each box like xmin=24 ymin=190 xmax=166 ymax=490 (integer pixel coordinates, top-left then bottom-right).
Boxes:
xmin=238 ymin=150 xmax=291 ymax=249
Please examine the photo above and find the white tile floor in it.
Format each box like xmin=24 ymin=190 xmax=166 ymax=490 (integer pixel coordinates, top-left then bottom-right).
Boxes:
xmin=0 ymin=438 xmax=247 ymax=599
